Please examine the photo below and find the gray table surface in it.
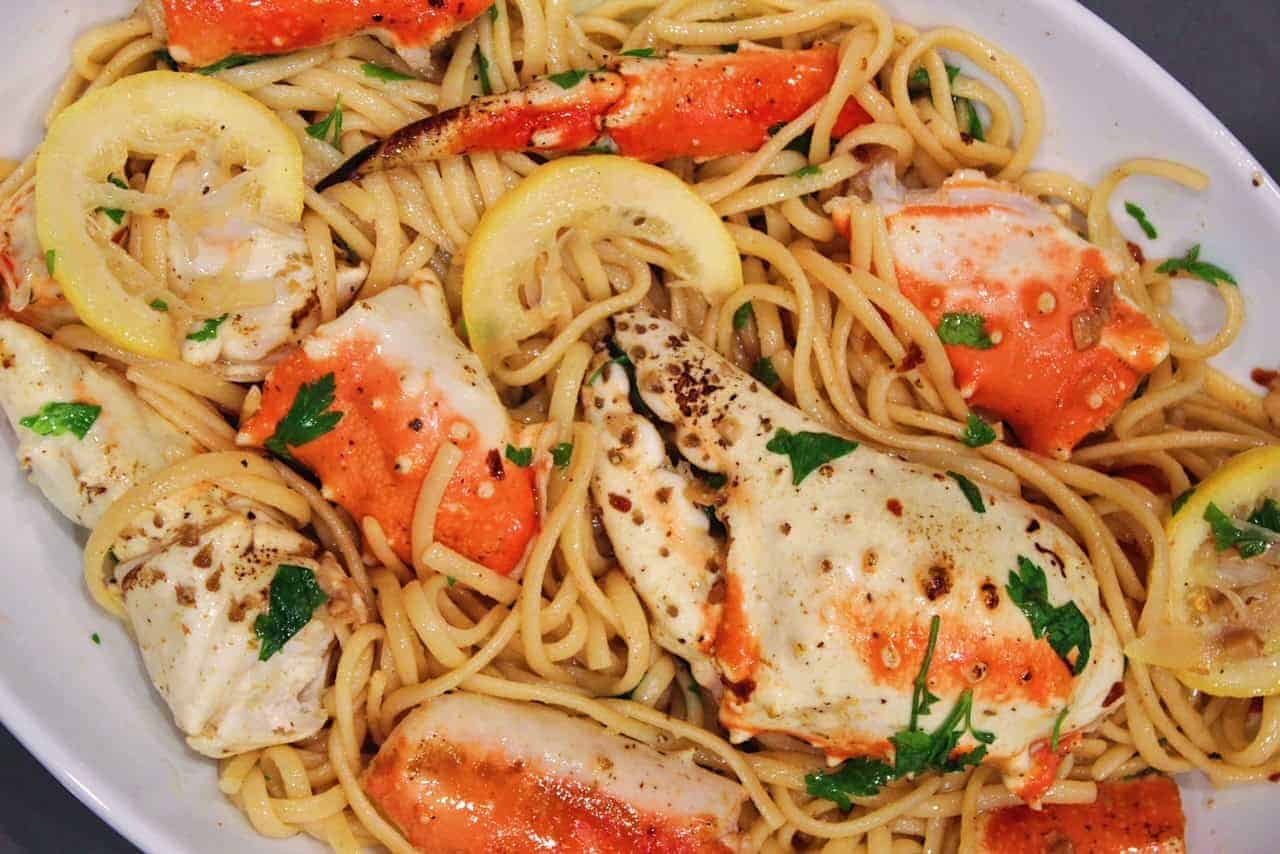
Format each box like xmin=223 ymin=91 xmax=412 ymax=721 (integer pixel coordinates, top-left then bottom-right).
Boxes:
xmin=2 ymin=2 xmax=1279 ymax=852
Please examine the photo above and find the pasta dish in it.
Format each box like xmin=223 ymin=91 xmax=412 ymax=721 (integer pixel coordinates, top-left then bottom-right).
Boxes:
xmin=1 ymin=0 xmax=1276 ymax=851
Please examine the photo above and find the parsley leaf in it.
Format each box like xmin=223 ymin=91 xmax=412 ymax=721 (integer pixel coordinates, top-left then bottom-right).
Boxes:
xmin=908 ymin=63 xmax=961 ymax=95
xmin=1204 ymin=501 xmax=1275 ymax=558
xmin=91 ymin=632 xmax=101 ymax=645
xmin=547 ymin=69 xmax=589 ymax=89
xmin=44 ymin=249 xmax=56 ymax=275
xmin=476 ymin=53 xmax=493 ymax=95
xmin=149 ymin=298 xmax=169 ymax=312
xmin=937 ymin=312 xmax=995 ymax=349
xmin=447 ymin=575 xmax=458 ymax=587
xmin=306 ymin=96 xmax=344 ymax=148
xmin=505 ymin=444 xmax=533 ymax=467
xmin=186 ymin=314 xmax=228 ymax=342
xmin=954 ymin=97 xmax=985 ymax=141
xmin=947 ymin=471 xmax=986 ymax=513
xmin=766 ymin=428 xmax=859 ymax=485
xmin=1051 ymin=705 xmax=1070 ymax=752
xmin=253 ymin=564 xmax=328 ymax=661
xmin=693 ymin=467 xmax=728 ymax=490
xmin=733 ymin=301 xmax=754 ymax=330
xmin=768 ymin=122 xmax=813 ymax=154
xmin=154 ymin=50 xmax=179 ymax=70
xmin=909 ymin=614 xmax=944 ymax=728
xmin=621 ymin=47 xmax=657 ymax=57
xmin=264 ymin=373 xmax=344 ymax=458
xmin=196 ymin=54 xmax=262 ymax=75
xmin=551 ymin=442 xmax=574 ymax=468
xmin=805 ymin=758 xmax=896 ymax=811
xmin=1248 ymin=498 xmax=1280 ymax=533
xmin=1156 ymin=244 xmax=1237 ymax=287
xmin=489 ymin=2 xmax=499 ymax=21
xmin=99 ymin=175 xmax=130 ymax=224
xmin=1006 ymin=556 xmax=1093 ymax=674
xmin=791 ymin=164 xmax=822 ymax=178
xmin=961 ymin=413 xmax=996 ymax=448
xmin=19 ymin=402 xmax=101 ymax=440
xmin=753 ymin=356 xmax=781 ymax=389
xmin=1124 ymin=202 xmax=1158 ymax=239
xmin=590 ymin=339 xmax=655 ymax=418
xmin=1171 ymin=488 xmax=1194 ymax=515
xmin=362 ymin=62 xmax=414 ymax=82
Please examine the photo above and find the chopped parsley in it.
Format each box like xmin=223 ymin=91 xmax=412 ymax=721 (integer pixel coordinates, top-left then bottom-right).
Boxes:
xmin=937 ymin=312 xmax=995 ymax=349
xmin=1124 ymin=202 xmax=1158 ymax=239
xmin=733 ymin=301 xmax=754 ymax=330
xmin=1051 ymin=705 xmax=1070 ymax=752
xmin=447 ymin=575 xmax=458 ymax=587
xmin=19 ymin=402 xmax=101 ymax=440
xmin=589 ymin=339 xmax=655 ymax=418
xmin=306 ymin=96 xmax=344 ymax=149
xmin=476 ymin=53 xmax=493 ymax=95
xmin=1171 ymin=488 xmax=1194 ymax=515
xmin=791 ymin=164 xmax=822 ymax=178
xmin=196 ymin=54 xmax=262 ymax=75
xmin=805 ymin=757 xmax=896 ymax=811
xmin=254 ymin=564 xmax=328 ymax=661
xmin=44 ymin=249 xmax=56 ymax=276
xmin=621 ymin=47 xmax=658 ymax=57
xmin=577 ymin=141 xmax=618 ymax=155
xmin=489 ymin=2 xmax=499 ymax=21
xmin=547 ymin=69 xmax=589 ymax=89
xmin=954 ymin=97 xmax=985 ymax=141
xmin=1203 ymin=500 xmax=1279 ymax=558
xmin=551 ymin=442 xmax=574 ymax=468
xmin=961 ymin=413 xmax=996 ymax=448
xmin=505 ymin=444 xmax=533 ymax=467
xmin=154 ymin=50 xmax=179 ymax=70
xmin=766 ymin=428 xmax=859 ymax=485
xmin=264 ymin=373 xmax=344 ymax=458
xmin=186 ymin=313 xmax=228 ymax=342
xmin=99 ymin=174 xmax=130 ymax=224
xmin=768 ymin=122 xmax=813 ymax=154
xmin=693 ymin=467 xmax=728 ymax=490
xmin=1007 ymin=556 xmax=1093 ymax=674
xmin=752 ymin=356 xmax=781 ymax=389
xmin=149 ymin=298 xmax=169 ymax=312
xmin=908 ymin=63 xmax=961 ymax=95
xmin=947 ymin=471 xmax=986 ymax=514
xmin=1156 ymin=244 xmax=1237 ymax=287
xmin=361 ymin=62 xmax=414 ymax=82
xmin=91 ymin=633 xmax=101 ymax=645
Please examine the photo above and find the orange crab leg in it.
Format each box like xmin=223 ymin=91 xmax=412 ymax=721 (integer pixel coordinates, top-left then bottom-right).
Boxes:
xmin=320 ymin=45 xmax=874 ymax=187
xmin=151 ymin=0 xmax=492 ymax=68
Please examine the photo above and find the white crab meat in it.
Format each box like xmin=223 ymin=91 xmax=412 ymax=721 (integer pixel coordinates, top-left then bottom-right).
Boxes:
xmin=0 ymin=319 xmax=198 ymax=528
xmin=113 ymin=489 xmax=335 ymax=758
xmin=166 ymin=162 xmax=368 ymax=370
xmin=0 ymin=178 xmax=78 ymax=333
xmin=363 ymin=692 xmax=746 ymax=852
xmin=609 ymin=309 xmax=1124 ymax=799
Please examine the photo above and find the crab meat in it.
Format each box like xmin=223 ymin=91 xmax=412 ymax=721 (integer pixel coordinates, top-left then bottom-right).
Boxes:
xmin=0 ymin=318 xmax=198 ymax=528
xmin=0 ymin=178 xmax=78 ymax=333
xmin=976 ymin=776 xmax=1186 ymax=853
xmin=144 ymin=0 xmax=491 ymax=70
xmin=829 ymin=169 xmax=1170 ymax=458
xmin=112 ymin=485 xmax=336 ymax=757
xmin=238 ymin=279 xmax=539 ymax=574
xmin=320 ymin=45 xmax=874 ymax=187
xmin=363 ymin=692 xmax=746 ymax=852
xmin=601 ymin=309 xmax=1124 ymax=801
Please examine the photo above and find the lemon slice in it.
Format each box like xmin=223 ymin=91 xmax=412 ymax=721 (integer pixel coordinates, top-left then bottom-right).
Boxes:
xmin=1132 ymin=445 xmax=1280 ymax=696
xmin=463 ymin=155 xmax=742 ymax=370
xmin=36 ymin=71 xmax=304 ymax=359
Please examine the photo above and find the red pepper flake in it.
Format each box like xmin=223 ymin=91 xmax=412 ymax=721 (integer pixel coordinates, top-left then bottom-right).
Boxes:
xmin=1252 ymin=367 xmax=1279 ymax=388
xmin=608 ymin=493 xmax=633 ymax=512
xmin=886 ymin=498 xmax=903 ymax=517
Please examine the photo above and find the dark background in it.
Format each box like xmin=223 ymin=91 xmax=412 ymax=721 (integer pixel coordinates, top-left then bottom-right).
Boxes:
xmin=1 ymin=2 xmax=1278 ymax=851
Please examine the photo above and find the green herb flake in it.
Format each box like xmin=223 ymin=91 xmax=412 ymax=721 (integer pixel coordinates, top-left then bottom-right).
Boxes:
xmin=196 ymin=54 xmax=262 ymax=75
xmin=791 ymin=164 xmax=822 ymax=178
xmin=306 ymin=96 xmax=344 ymax=149
xmin=547 ymin=69 xmax=589 ymax=89
xmin=91 ymin=632 xmax=101 ymax=645
xmin=44 ymin=249 xmax=56 ymax=276
xmin=621 ymin=48 xmax=657 ymax=57
xmin=1171 ymin=488 xmax=1194 ymax=515
xmin=588 ymin=340 xmax=656 ymax=418
xmin=955 ymin=97 xmax=985 ymax=141
xmin=752 ymin=356 xmax=781 ymax=389
xmin=551 ymin=442 xmax=574 ymax=468
xmin=1204 ymin=501 xmax=1274 ymax=558
xmin=1156 ymin=244 xmax=1237 ymax=287
xmin=805 ymin=758 xmax=896 ymax=811
xmin=766 ymin=428 xmax=859 ymax=486
xmin=1124 ymin=202 xmax=1158 ymax=239
xmin=19 ymin=402 xmax=101 ymax=440
xmin=686 ymin=680 xmax=702 ymax=697
xmin=476 ymin=53 xmax=493 ymax=95
xmin=264 ymin=373 xmax=344 ymax=458
xmin=961 ymin=413 xmax=997 ymax=448
xmin=694 ymin=467 xmax=728 ymax=490
xmin=937 ymin=312 xmax=995 ymax=349
xmin=447 ymin=575 xmax=458 ymax=587
xmin=1006 ymin=556 xmax=1093 ymax=674
xmin=362 ymin=62 xmax=414 ymax=82
xmin=908 ymin=63 xmax=961 ymax=95
xmin=154 ymin=50 xmax=179 ymax=71
xmin=489 ymin=3 xmax=499 ymax=22
xmin=1051 ymin=705 xmax=1070 ymax=752
xmin=505 ymin=444 xmax=534 ymax=467
xmin=149 ymin=298 xmax=169 ymax=312
xmin=947 ymin=471 xmax=986 ymax=514
xmin=101 ymin=207 xmax=126 ymax=225
xmin=733 ymin=301 xmax=755 ymax=330
xmin=253 ymin=564 xmax=328 ymax=661
xmin=1248 ymin=497 xmax=1280 ymax=533
xmin=186 ymin=313 xmax=229 ymax=342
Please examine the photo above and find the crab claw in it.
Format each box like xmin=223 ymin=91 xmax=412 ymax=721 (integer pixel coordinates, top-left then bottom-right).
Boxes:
xmin=320 ymin=44 xmax=873 ymax=187
xmin=238 ymin=278 xmax=538 ymax=575
xmin=146 ymin=0 xmax=492 ymax=70
xmin=601 ymin=308 xmax=1124 ymax=801
xmin=829 ymin=169 xmax=1170 ymax=459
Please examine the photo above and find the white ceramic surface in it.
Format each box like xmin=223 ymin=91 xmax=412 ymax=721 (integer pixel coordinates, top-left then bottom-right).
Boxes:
xmin=0 ymin=2 xmax=1276 ymax=852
